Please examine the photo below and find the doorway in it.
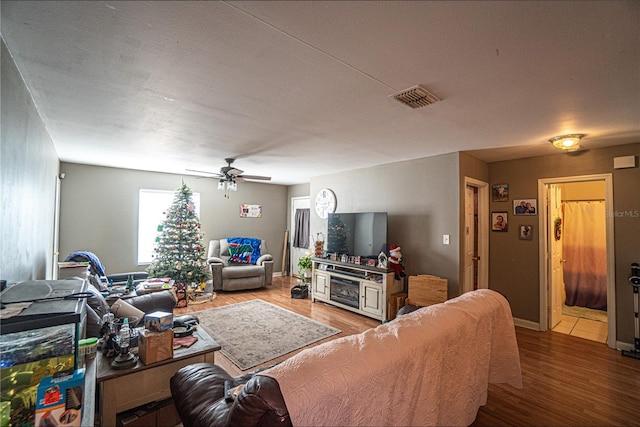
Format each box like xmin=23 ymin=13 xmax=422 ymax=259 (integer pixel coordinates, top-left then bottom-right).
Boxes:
xmin=462 ymin=177 xmax=489 ymax=294
xmin=538 ymin=174 xmax=616 ymax=348
xmin=290 ymin=196 xmax=310 ymax=278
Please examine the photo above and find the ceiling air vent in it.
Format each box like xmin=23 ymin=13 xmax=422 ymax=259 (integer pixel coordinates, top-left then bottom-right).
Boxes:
xmin=390 ymin=85 xmax=440 ymax=109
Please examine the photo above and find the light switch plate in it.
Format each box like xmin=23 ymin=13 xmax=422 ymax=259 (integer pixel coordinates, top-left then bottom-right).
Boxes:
xmin=443 ymin=234 xmax=450 ymax=245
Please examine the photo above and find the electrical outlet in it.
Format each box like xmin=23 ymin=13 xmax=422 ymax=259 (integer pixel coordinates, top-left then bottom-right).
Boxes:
xmin=443 ymin=234 xmax=450 ymax=245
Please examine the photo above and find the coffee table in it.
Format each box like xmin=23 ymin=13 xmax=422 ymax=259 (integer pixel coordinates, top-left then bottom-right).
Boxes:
xmin=96 ymin=327 xmax=220 ymax=426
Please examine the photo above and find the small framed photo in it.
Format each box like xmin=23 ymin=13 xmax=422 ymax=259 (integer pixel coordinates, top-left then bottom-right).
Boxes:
xmin=492 ymin=184 xmax=509 ymax=202
xmin=513 ymin=199 xmax=537 ymax=215
xmin=492 ymin=212 xmax=508 ymax=232
xmin=519 ymin=225 xmax=534 ymax=240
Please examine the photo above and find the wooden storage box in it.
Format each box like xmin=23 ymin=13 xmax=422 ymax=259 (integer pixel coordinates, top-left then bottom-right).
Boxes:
xmin=407 ymin=275 xmax=448 ymax=307
xmin=388 ymin=292 xmax=408 ymax=319
xmin=138 ymin=329 xmax=173 ymax=365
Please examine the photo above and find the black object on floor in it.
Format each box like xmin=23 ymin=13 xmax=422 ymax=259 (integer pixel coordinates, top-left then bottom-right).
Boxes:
xmin=290 ymin=285 xmax=309 ymax=299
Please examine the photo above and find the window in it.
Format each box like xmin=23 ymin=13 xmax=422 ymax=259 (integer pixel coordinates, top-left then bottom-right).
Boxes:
xmin=137 ymin=189 xmax=201 ymax=265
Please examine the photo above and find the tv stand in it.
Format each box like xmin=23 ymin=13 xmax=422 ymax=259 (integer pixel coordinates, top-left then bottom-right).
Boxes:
xmin=311 ymin=258 xmax=402 ymax=322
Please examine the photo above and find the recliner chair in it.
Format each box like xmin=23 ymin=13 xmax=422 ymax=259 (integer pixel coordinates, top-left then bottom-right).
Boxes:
xmin=207 ymin=239 xmax=274 ymax=291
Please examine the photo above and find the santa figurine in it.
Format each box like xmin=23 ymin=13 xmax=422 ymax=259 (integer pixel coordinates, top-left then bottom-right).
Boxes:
xmin=388 ymin=244 xmax=406 ymax=280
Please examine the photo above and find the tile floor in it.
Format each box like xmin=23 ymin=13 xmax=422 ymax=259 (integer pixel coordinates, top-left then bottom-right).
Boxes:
xmin=552 ymin=314 xmax=608 ymax=343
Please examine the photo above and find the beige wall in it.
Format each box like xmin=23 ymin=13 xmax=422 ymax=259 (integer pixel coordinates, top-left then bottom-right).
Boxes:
xmin=310 ymin=153 xmax=462 ymax=296
xmin=488 ymin=144 xmax=640 ymax=343
xmin=59 ymin=163 xmax=288 ymax=274
xmin=1 ymin=40 xmax=60 ymax=284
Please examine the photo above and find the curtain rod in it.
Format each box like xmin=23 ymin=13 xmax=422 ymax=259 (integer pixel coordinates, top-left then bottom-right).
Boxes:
xmin=562 ymin=199 xmax=605 ymax=202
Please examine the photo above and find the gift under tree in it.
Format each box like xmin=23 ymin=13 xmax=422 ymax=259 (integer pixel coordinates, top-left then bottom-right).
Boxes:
xmin=147 ymin=182 xmax=210 ymax=288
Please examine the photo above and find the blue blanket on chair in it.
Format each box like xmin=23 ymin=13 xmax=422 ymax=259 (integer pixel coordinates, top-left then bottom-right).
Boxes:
xmin=227 ymin=238 xmax=262 ymax=264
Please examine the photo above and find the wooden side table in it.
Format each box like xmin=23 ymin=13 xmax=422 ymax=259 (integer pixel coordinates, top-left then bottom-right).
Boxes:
xmin=96 ymin=327 xmax=220 ymax=426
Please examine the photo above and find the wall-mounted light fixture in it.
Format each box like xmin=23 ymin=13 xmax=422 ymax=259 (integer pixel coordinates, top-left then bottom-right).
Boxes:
xmin=549 ymin=134 xmax=585 ymax=151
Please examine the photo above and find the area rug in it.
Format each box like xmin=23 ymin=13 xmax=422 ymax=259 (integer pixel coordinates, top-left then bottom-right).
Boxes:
xmin=196 ymin=299 xmax=341 ymax=370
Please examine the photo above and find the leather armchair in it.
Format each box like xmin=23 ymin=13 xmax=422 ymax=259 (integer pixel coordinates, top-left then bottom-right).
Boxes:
xmin=207 ymin=239 xmax=274 ymax=291
xmin=171 ymin=363 xmax=291 ymax=427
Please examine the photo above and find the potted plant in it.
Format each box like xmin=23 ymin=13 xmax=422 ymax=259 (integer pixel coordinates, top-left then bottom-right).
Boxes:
xmin=291 ymin=254 xmax=312 ymax=299
xmin=297 ymin=254 xmax=313 ymax=281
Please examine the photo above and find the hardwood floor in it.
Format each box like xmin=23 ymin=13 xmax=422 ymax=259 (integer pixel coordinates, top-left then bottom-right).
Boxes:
xmin=176 ymin=276 xmax=640 ymax=426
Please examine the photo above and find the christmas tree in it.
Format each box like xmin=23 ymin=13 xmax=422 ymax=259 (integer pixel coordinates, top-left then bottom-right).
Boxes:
xmin=147 ymin=182 xmax=210 ymax=285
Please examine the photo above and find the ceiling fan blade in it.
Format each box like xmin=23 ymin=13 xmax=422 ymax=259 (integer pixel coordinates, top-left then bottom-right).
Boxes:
xmin=237 ymin=174 xmax=271 ymax=181
xmin=186 ymin=169 xmax=224 ymax=178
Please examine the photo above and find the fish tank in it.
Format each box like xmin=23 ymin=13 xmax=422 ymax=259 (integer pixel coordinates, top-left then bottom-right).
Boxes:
xmin=0 ymin=279 xmax=86 ymax=427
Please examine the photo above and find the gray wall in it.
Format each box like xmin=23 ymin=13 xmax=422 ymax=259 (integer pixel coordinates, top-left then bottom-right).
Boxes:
xmin=310 ymin=153 xmax=462 ymax=296
xmin=489 ymin=143 xmax=640 ymax=343
xmin=59 ymin=163 xmax=288 ymax=274
xmin=1 ymin=40 xmax=60 ymax=284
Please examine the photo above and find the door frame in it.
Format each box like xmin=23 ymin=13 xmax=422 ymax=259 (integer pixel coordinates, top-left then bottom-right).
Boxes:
xmin=538 ymin=174 xmax=616 ymax=348
xmin=290 ymin=196 xmax=310 ymax=278
xmin=51 ymin=173 xmax=62 ymax=279
xmin=462 ymin=177 xmax=489 ymax=293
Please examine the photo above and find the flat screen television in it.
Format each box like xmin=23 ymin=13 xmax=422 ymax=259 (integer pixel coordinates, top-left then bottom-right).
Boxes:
xmin=326 ymin=212 xmax=387 ymax=258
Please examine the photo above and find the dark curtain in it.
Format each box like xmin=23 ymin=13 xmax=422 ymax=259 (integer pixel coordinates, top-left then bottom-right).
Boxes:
xmin=293 ymin=208 xmax=310 ymax=248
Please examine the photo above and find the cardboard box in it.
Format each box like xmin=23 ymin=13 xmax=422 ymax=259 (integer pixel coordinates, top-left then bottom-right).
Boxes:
xmin=35 ymin=368 xmax=85 ymax=427
xmin=144 ymin=311 xmax=173 ymax=332
xmin=139 ymin=329 xmax=173 ymax=365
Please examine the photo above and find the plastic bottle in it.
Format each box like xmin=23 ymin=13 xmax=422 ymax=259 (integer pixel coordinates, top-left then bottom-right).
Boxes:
xmin=119 ymin=318 xmax=131 ymax=351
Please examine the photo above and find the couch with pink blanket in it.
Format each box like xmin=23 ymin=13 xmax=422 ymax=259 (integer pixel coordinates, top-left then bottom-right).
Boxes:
xmin=171 ymin=289 xmax=522 ymax=427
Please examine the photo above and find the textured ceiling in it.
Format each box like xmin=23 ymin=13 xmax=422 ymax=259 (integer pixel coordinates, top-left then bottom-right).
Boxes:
xmin=2 ymin=1 xmax=639 ymax=184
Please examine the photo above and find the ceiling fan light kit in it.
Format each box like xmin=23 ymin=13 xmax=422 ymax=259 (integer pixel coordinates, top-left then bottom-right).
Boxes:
xmin=549 ymin=134 xmax=585 ymax=152
xmin=187 ymin=158 xmax=271 ymax=198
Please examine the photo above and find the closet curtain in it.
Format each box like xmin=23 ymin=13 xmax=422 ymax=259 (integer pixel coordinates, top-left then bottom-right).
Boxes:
xmin=293 ymin=208 xmax=310 ymax=249
xmin=563 ymin=201 xmax=607 ymax=310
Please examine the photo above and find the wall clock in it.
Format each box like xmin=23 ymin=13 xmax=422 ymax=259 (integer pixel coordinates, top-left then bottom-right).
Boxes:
xmin=315 ymin=188 xmax=336 ymax=219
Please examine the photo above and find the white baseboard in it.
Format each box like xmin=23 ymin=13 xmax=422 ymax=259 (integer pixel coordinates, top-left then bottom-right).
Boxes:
xmin=513 ymin=317 xmax=540 ymax=330
xmin=617 ymin=341 xmax=635 ymax=351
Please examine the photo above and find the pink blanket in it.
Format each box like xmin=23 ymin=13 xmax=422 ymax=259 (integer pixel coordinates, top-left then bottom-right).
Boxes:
xmin=261 ymin=289 xmax=522 ymax=426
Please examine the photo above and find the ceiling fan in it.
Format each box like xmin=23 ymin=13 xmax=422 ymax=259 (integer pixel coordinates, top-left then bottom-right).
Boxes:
xmin=187 ymin=158 xmax=271 ymax=197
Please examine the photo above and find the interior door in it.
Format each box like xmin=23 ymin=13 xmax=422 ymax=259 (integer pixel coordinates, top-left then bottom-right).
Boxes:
xmin=290 ymin=197 xmax=310 ymax=277
xmin=549 ymin=184 xmax=564 ymax=328
xmin=464 ymin=185 xmax=478 ymax=292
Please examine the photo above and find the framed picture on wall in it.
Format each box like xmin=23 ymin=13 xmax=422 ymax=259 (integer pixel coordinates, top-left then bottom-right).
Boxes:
xmin=513 ymin=199 xmax=537 ymax=215
xmin=240 ymin=204 xmax=262 ymax=218
xmin=492 ymin=184 xmax=509 ymax=202
xmin=492 ymin=212 xmax=508 ymax=232
xmin=519 ymin=225 xmax=533 ymax=240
